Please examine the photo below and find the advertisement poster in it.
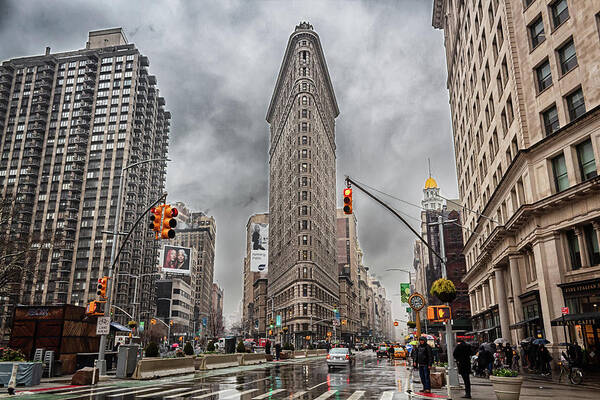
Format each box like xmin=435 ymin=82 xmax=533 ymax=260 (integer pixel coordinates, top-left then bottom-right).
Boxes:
xmin=161 ymin=245 xmax=192 ymax=275
xmin=400 ymin=283 xmax=411 ymax=303
xmin=250 ymin=223 xmax=268 ymax=272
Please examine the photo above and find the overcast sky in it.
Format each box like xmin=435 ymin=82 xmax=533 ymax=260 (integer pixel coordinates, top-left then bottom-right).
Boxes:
xmin=1 ymin=0 xmax=458 ymax=324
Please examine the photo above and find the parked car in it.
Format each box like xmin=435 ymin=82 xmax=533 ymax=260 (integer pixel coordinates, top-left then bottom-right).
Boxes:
xmin=376 ymin=345 xmax=389 ymax=359
xmin=326 ymin=347 xmax=355 ymax=370
xmin=393 ymin=346 xmax=407 ymax=359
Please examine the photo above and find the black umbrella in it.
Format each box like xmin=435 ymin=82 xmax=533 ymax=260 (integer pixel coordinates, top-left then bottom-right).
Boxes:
xmin=533 ymin=338 xmax=550 ymax=345
xmin=521 ymin=337 xmax=535 ymax=344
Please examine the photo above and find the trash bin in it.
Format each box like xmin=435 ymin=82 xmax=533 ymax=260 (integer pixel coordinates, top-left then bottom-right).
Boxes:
xmin=224 ymin=337 xmax=236 ymax=354
xmin=116 ymin=344 xmax=140 ymax=378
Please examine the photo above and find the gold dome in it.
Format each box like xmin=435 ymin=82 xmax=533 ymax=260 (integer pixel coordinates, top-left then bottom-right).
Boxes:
xmin=425 ymin=176 xmax=438 ymax=189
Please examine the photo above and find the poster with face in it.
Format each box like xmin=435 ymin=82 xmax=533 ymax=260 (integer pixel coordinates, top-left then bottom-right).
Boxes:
xmin=162 ymin=245 xmax=192 ymax=275
xmin=250 ymin=223 xmax=268 ymax=272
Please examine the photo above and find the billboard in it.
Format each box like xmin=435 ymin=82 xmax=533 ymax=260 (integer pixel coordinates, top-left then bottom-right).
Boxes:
xmin=250 ymin=223 xmax=268 ymax=272
xmin=400 ymin=283 xmax=411 ymax=303
xmin=161 ymin=245 xmax=192 ymax=275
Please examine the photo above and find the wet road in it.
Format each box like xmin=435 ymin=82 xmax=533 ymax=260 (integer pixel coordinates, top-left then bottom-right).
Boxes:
xmin=23 ymin=352 xmax=416 ymax=400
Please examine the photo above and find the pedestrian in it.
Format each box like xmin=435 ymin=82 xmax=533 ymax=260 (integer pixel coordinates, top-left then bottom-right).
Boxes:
xmin=412 ymin=336 xmax=434 ymax=393
xmin=275 ymin=342 xmax=282 ymax=360
xmin=432 ymin=344 xmax=440 ymax=363
xmin=265 ymin=340 xmax=271 ymax=355
xmin=453 ymin=338 xmax=472 ymax=399
xmin=539 ymin=344 xmax=552 ymax=375
xmin=388 ymin=344 xmax=395 ymax=360
xmin=504 ymin=343 xmax=513 ymax=369
xmin=477 ymin=345 xmax=492 ymax=377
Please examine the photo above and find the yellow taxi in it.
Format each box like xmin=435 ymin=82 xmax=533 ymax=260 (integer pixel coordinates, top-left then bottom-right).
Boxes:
xmin=393 ymin=346 xmax=407 ymax=359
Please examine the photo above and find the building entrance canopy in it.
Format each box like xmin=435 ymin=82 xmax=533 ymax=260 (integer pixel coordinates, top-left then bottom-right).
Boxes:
xmin=551 ymin=312 xmax=600 ymax=327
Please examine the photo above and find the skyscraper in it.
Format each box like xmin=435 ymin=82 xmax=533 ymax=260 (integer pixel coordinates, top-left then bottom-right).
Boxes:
xmin=266 ymin=22 xmax=339 ymax=348
xmin=433 ymin=0 xmax=600 ymax=348
xmin=0 ymin=28 xmax=170 ymax=339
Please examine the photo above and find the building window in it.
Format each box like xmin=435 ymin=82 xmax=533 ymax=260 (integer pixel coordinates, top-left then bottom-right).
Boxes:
xmin=535 ymin=59 xmax=552 ymax=92
xmin=529 ymin=16 xmax=545 ymax=48
xmin=550 ymin=0 xmax=569 ymax=28
xmin=566 ymin=88 xmax=585 ymax=121
xmin=552 ymin=153 xmax=569 ymax=192
xmin=584 ymin=225 xmax=600 ymax=266
xmin=576 ymin=139 xmax=597 ymax=181
xmin=566 ymin=230 xmax=582 ymax=270
xmin=557 ymin=39 xmax=577 ymax=74
xmin=542 ymin=105 xmax=559 ymax=136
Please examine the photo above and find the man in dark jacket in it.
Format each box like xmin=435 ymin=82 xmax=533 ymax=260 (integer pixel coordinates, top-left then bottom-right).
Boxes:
xmin=453 ymin=339 xmax=472 ymax=398
xmin=274 ymin=342 xmax=281 ymax=360
xmin=412 ymin=336 xmax=434 ymax=393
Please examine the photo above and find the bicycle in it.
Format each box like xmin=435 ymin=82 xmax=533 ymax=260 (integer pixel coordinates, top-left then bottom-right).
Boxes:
xmin=558 ymin=355 xmax=583 ymax=385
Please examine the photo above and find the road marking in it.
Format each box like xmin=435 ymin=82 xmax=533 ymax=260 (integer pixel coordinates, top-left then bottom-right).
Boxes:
xmin=55 ymin=385 xmax=117 ymax=396
xmin=252 ymin=389 xmax=286 ymax=399
xmin=313 ymin=390 xmax=337 ymax=400
xmin=61 ymin=386 xmax=136 ymax=399
xmin=191 ymin=389 xmax=237 ymax=399
xmin=236 ymin=377 xmax=271 ymax=386
xmin=138 ymin=387 xmax=191 ymax=398
xmin=308 ymin=381 xmax=327 ymax=390
xmin=221 ymin=389 xmax=260 ymax=399
xmin=347 ymin=391 xmax=365 ymax=400
xmin=289 ymin=391 xmax=307 ymax=399
xmin=380 ymin=391 xmax=395 ymax=400
xmin=107 ymin=385 xmax=165 ymax=398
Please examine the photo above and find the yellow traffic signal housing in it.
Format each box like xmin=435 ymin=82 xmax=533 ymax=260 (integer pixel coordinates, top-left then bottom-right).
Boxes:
xmin=169 ymin=320 xmax=174 ymax=326
xmin=150 ymin=318 xmax=157 ymax=325
xmin=343 ymin=188 xmax=353 ymax=214
xmin=161 ymin=205 xmax=178 ymax=239
xmin=149 ymin=205 xmax=164 ymax=239
xmin=427 ymin=305 xmax=451 ymax=322
xmin=86 ymin=300 xmax=106 ymax=316
xmin=97 ymin=276 xmax=109 ymax=299
xmin=341 ymin=319 xmax=347 ymax=325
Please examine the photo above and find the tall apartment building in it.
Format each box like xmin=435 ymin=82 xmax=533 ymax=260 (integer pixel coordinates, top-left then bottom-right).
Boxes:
xmin=433 ymin=0 xmax=600 ymax=354
xmin=0 ymin=28 xmax=170 ymax=339
xmin=266 ymin=22 xmax=339 ymax=348
xmin=336 ymin=208 xmax=360 ymax=344
xmin=242 ymin=213 xmax=269 ymax=337
xmin=171 ymin=202 xmax=216 ymax=337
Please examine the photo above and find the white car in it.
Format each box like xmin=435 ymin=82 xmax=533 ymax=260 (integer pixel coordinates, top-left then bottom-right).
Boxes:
xmin=326 ymin=347 xmax=355 ymax=370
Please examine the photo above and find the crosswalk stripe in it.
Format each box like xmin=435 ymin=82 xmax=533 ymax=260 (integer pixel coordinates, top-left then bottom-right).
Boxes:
xmin=221 ymin=389 xmax=260 ymax=399
xmin=288 ymin=391 xmax=307 ymax=399
xmin=313 ymin=390 xmax=337 ymax=400
xmin=236 ymin=377 xmax=271 ymax=387
xmin=191 ymin=389 xmax=237 ymax=399
xmin=346 ymin=391 xmax=365 ymax=400
xmin=379 ymin=391 xmax=394 ymax=400
xmin=252 ymin=389 xmax=286 ymax=399
xmin=55 ymin=385 xmax=117 ymax=396
xmin=61 ymin=386 xmax=135 ymax=399
xmin=308 ymin=381 xmax=327 ymax=390
xmin=138 ymin=387 xmax=191 ymax=398
xmin=107 ymin=386 xmax=165 ymax=398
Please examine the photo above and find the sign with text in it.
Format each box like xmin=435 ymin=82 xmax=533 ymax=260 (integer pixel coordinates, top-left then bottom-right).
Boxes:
xmin=96 ymin=316 xmax=111 ymax=335
xmin=250 ymin=223 xmax=269 ymax=272
xmin=561 ymin=307 xmax=569 ymax=314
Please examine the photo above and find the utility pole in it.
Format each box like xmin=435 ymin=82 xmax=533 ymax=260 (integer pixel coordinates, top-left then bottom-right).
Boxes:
xmin=435 ymin=214 xmax=459 ymax=389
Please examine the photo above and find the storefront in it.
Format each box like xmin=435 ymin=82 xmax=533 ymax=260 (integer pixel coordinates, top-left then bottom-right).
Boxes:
xmin=509 ymin=290 xmax=545 ymax=340
xmin=555 ymin=279 xmax=600 ymax=357
xmin=468 ymin=306 xmax=500 ymax=342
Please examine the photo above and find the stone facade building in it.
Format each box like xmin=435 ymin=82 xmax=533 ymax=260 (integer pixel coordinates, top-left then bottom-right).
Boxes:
xmin=211 ymin=283 xmax=224 ymax=337
xmin=0 ymin=28 xmax=170 ymax=341
xmin=336 ymin=208 xmax=360 ymax=343
xmin=433 ymin=0 xmax=600 ymax=354
xmin=266 ymin=22 xmax=339 ymax=348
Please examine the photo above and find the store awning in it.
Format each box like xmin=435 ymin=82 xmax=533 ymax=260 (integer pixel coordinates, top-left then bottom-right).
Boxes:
xmin=110 ymin=322 xmax=132 ymax=332
xmin=550 ymin=312 xmax=600 ymax=327
xmin=509 ymin=316 xmax=540 ymax=330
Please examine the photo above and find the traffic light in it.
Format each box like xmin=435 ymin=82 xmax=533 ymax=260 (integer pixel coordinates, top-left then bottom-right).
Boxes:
xmin=97 ymin=276 xmax=108 ymax=299
xmin=341 ymin=319 xmax=347 ymax=325
xmin=427 ymin=305 xmax=452 ymax=322
xmin=268 ymin=330 xmax=273 ymax=336
xmin=161 ymin=205 xmax=178 ymax=239
xmin=394 ymin=321 xmax=399 ymax=327
xmin=269 ymin=319 xmax=274 ymax=328
xmin=86 ymin=300 xmax=106 ymax=316
xmin=149 ymin=205 xmax=163 ymax=239
xmin=169 ymin=320 xmax=174 ymax=326
xmin=343 ymin=188 xmax=352 ymax=214
xmin=150 ymin=319 xmax=156 ymax=325
xmin=333 ymin=304 xmax=338 ymax=313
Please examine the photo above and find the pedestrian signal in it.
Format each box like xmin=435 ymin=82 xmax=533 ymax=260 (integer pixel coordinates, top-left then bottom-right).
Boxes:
xmin=97 ymin=276 xmax=108 ymax=298
xmin=427 ymin=305 xmax=451 ymax=322
xmin=343 ymin=188 xmax=352 ymax=214
xmin=161 ymin=205 xmax=178 ymax=239
xmin=86 ymin=300 xmax=106 ymax=316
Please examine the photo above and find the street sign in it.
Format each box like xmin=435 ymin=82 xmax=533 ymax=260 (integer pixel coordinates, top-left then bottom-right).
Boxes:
xmin=406 ymin=307 xmax=412 ymax=314
xmin=276 ymin=315 xmax=282 ymax=327
xmin=561 ymin=307 xmax=569 ymax=314
xmin=400 ymin=283 xmax=410 ymax=303
xmin=96 ymin=316 xmax=110 ymax=335
xmin=138 ymin=321 xmax=145 ymax=332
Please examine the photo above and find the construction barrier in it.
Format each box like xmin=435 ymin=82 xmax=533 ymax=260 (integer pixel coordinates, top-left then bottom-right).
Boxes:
xmin=132 ymin=357 xmax=195 ymax=380
xmin=293 ymin=350 xmax=307 ymax=358
xmin=240 ymin=353 xmax=267 ymax=366
xmin=193 ymin=356 xmax=205 ymax=370
xmin=202 ymin=354 xmax=239 ymax=370
xmin=316 ymin=349 xmax=327 ymax=355
xmin=306 ymin=350 xmax=320 ymax=357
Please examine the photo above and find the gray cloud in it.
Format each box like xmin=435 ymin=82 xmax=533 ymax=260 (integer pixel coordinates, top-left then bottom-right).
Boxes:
xmin=1 ymin=0 xmax=458 ymax=320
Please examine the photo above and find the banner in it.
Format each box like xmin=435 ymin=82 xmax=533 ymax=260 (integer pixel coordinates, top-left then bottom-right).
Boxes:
xmin=161 ymin=245 xmax=192 ymax=275
xmin=250 ymin=223 xmax=268 ymax=272
xmin=400 ymin=283 xmax=411 ymax=303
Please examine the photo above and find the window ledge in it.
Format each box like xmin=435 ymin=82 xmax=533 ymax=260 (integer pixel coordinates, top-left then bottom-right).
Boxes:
xmin=551 ymin=17 xmax=570 ymax=34
xmin=558 ymin=64 xmax=579 ymax=81
xmin=536 ymin=83 xmax=554 ymax=98
xmin=529 ymin=39 xmax=546 ymax=55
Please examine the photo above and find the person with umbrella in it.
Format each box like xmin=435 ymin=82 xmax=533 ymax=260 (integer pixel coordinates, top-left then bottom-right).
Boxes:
xmin=412 ymin=336 xmax=434 ymax=393
xmin=477 ymin=344 xmax=493 ymax=377
xmin=534 ymin=339 xmax=552 ymax=375
xmin=453 ymin=338 xmax=472 ymax=398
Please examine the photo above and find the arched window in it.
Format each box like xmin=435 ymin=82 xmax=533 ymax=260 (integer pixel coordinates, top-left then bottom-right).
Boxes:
xmin=302 ymin=96 xmax=307 ymax=105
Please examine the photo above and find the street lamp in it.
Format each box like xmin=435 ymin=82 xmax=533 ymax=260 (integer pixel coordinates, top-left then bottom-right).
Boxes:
xmin=96 ymin=157 xmax=170 ymax=375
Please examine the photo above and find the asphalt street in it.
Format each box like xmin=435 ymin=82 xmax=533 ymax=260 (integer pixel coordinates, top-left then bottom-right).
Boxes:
xmin=16 ymin=352 xmax=417 ymax=400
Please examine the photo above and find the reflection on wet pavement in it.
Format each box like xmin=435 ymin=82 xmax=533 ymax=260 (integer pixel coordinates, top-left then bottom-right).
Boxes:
xmin=25 ymin=352 xmax=415 ymax=400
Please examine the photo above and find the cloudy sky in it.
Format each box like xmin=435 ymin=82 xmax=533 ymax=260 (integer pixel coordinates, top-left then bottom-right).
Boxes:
xmin=1 ymin=0 xmax=458 ymax=322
